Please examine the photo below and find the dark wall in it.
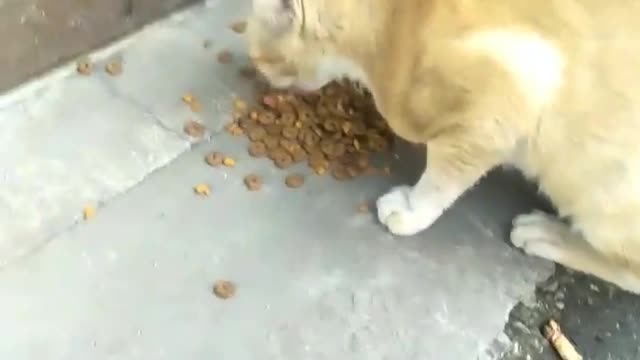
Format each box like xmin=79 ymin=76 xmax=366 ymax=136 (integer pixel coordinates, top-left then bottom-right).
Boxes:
xmin=0 ymin=0 xmax=199 ymax=94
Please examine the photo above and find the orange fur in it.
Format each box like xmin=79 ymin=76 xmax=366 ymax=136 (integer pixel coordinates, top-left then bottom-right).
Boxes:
xmin=247 ymin=0 xmax=640 ymax=293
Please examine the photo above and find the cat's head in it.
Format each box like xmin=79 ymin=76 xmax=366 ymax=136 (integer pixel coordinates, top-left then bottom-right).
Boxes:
xmin=247 ymin=0 xmax=359 ymax=92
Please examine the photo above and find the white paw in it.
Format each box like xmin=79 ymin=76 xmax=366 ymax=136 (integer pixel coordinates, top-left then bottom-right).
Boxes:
xmin=376 ymin=186 xmax=439 ymax=236
xmin=510 ymin=211 xmax=570 ymax=262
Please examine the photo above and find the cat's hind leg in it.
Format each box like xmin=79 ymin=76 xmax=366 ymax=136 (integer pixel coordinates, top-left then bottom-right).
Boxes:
xmin=511 ymin=210 xmax=640 ymax=294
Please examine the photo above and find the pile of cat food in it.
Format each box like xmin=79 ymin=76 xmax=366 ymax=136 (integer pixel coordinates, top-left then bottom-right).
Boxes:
xmin=226 ymin=80 xmax=394 ymax=181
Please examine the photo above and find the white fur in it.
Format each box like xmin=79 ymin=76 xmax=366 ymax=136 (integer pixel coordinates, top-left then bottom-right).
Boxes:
xmin=377 ymin=170 xmax=467 ymax=236
xmin=461 ymin=29 xmax=566 ymax=110
xmin=316 ymin=55 xmax=371 ymax=88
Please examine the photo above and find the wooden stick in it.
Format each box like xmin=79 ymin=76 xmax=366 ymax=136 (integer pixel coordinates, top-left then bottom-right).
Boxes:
xmin=542 ymin=319 xmax=583 ymax=360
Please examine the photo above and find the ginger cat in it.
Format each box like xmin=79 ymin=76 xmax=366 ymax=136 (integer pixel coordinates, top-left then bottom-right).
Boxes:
xmin=246 ymin=0 xmax=640 ymax=294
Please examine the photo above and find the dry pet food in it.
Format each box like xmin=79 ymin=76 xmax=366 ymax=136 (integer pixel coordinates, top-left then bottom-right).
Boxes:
xmin=223 ymin=157 xmax=236 ymax=167
xmin=184 ymin=120 xmax=206 ymax=138
xmin=239 ymin=66 xmax=257 ymax=79
xmin=182 ymin=93 xmax=202 ymax=112
xmin=217 ymin=50 xmax=233 ymax=64
xmin=248 ymin=142 xmax=267 ymax=157
xmin=105 ymin=60 xmax=123 ymax=76
xmin=83 ymin=206 xmax=96 ymax=220
xmin=225 ymin=122 xmax=244 ymax=136
xmin=285 ymin=174 xmax=305 ymax=188
xmin=194 ymin=183 xmax=211 ymax=196
xmin=228 ymin=80 xmax=393 ymax=180
xmin=212 ymin=280 xmax=236 ymax=299
xmin=76 ymin=59 xmax=92 ymax=75
xmin=205 ymin=152 xmax=225 ymax=167
xmin=358 ymin=203 xmax=369 ymax=213
xmin=230 ymin=20 xmax=247 ymax=33
xmin=244 ymin=174 xmax=262 ymax=191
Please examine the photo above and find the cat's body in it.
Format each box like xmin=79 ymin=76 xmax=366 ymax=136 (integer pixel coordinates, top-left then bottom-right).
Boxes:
xmin=247 ymin=0 xmax=640 ymax=293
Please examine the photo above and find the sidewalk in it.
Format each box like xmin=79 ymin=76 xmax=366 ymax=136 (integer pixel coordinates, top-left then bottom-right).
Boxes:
xmin=0 ymin=2 xmax=561 ymax=359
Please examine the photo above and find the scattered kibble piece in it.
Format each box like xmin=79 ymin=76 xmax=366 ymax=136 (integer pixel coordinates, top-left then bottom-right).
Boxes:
xmin=248 ymin=142 xmax=267 ymax=157
xmin=244 ymin=174 xmax=262 ymax=191
xmin=358 ymin=203 xmax=369 ymax=213
xmin=223 ymin=157 xmax=236 ymax=167
xmin=194 ymin=183 xmax=211 ymax=196
xmin=233 ymin=99 xmax=248 ymax=112
xmin=184 ymin=120 xmax=206 ymax=138
xmin=229 ymin=20 xmax=247 ymax=33
xmin=105 ymin=60 xmax=123 ymax=76
xmin=225 ymin=122 xmax=244 ymax=136
xmin=83 ymin=206 xmax=96 ymax=220
xmin=182 ymin=93 xmax=195 ymax=104
xmin=205 ymin=152 xmax=224 ymax=167
xmin=212 ymin=280 xmax=236 ymax=299
xmin=76 ymin=58 xmax=92 ymax=75
xmin=285 ymin=174 xmax=305 ymax=188
xmin=239 ymin=66 xmax=257 ymax=79
xmin=217 ymin=50 xmax=233 ymax=64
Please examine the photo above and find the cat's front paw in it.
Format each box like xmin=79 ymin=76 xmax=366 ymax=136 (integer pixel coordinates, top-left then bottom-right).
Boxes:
xmin=376 ymin=186 xmax=437 ymax=236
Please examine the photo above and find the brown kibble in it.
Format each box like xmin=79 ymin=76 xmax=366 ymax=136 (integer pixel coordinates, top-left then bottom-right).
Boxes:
xmin=285 ymin=174 xmax=305 ymax=188
xmin=281 ymin=126 xmax=299 ymax=140
xmin=248 ymin=127 xmax=267 ymax=141
xmin=189 ymin=100 xmax=202 ymax=113
xmin=308 ymin=151 xmax=328 ymax=169
xmin=184 ymin=120 xmax=206 ymax=138
xmin=225 ymin=80 xmax=392 ymax=183
xmin=262 ymin=94 xmax=279 ymax=108
xmin=223 ymin=157 xmax=236 ymax=167
xmin=266 ymin=124 xmax=283 ymax=136
xmin=313 ymin=166 xmax=327 ymax=175
xmin=105 ymin=60 xmax=123 ymax=76
xmin=182 ymin=93 xmax=195 ymax=104
xmin=357 ymin=203 xmax=369 ymax=213
xmin=194 ymin=183 xmax=211 ymax=196
xmin=233 ymin=99 xmax=248 ymax=112
xmin=83 ymin=205 xmax=97 ymax=220
xmin=291 ymin=149 xmax=307 ymax=163
xmin=217 ymin=50 xmax=233 ymax=64
xmin=263 ymin=136 xmax=280 ymax=150
xmin=205 ymin=152 xmax=224 ymax=167
xmin=212 ymin=280 xmax=236 ymax=299
xmin=257 ymin=112 xmax=276 ymax=125
xmin=248 ymin=142 xmax=267 ymax=157
xmin=244 ymin=174 xmax=262 ymax=191
xmin=347 ymin=166 xmax=360 ymax=178
xmin=239 ymin=66 xmax=257 ymax=79
xmin=76 ymin=59 xmax=92 ymax=75
xmin=225 ymin=122 xmax=244 ymax=136
xmin=332 ymin=166 xmax=351 ymax=181
xmin=229 ymin=20 xmax=247 ymax=34
xmin=269 ymin=148 xmax=293 ymax=168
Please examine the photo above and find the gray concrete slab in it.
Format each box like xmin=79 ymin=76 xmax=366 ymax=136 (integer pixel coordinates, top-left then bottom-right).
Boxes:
xmin=0 ymin=0 xmax=252 ymax=266
xmin=0 ymin=138 xmax=554 ymax=360
xmin=0 ymin=1 xmax=560 ymax=359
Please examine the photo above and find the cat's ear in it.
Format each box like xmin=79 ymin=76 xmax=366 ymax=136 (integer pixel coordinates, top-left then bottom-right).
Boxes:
xmin=252 ymin=0 xmax=296 ymax=32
